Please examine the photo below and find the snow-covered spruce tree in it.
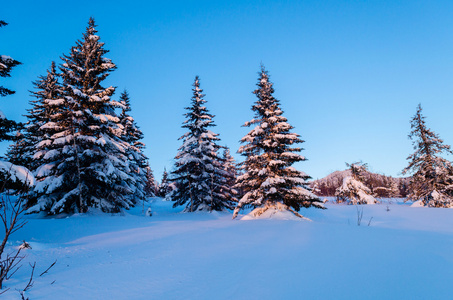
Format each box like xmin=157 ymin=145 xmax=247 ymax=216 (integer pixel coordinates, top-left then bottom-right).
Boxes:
xmin=144 ymin=165 xmax=157 ymax=197
xmin=0 ymin=20 xmax=34 ymax=191
xmin=6 ymin=61 xmax=61 ymax=171
xmin=29 ymin=18 xmax=135 ymax=214
xmin=335 ymin=162 xmax=377 ymax=205
xmin=0 ymin=20 xmax=22 ymax=141
xmin=170 ymin=76 xmax=231 ymax=212
xmin=5 ymin=131 xmax=29 ymax=167
xmin=158 ymin=167 xmax=170 ymax=198
xmin=233 ymin=66 xmax=324 ymax=219
xmin=402 ymin=104 xmax=453 ymax=207
xmin=219 ymin=147 xmax=238 ymax=205
xmin=118 ymin=90 xmax=148 ymax=202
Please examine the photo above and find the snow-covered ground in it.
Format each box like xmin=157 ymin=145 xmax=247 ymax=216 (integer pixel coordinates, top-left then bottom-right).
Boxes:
xmin=3 ymin=198 xmax=453 ymax=299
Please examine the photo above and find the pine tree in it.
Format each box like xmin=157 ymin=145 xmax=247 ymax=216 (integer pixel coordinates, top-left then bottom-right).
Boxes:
xmin=170 ymin=76 xmax=229 ymax=212
xmin=218 ymin=147 xmax=238 ymax=206
xmin=6 ymin=61 xmax=61 ymax=171
xmin=0 ymin=20 xmax=22 ymax=142
xmin=335 ymin=162 xmax=377 ymax=205
xmin=144 ymin=165 xmax=157 ymax=197
xmin=118 ymin=90 xmax=148 ymax=202
xmin=0 ymin=20 xmax=33 ymax=191
xmin=402 ymin=104 xmax=453 ymax=207
xmin=233 ymin=66 xmax=324 ymax=219
xmin=5 ymin=131 xmax=29 ymax=167
xmin=28 ymin=18 xmax=136 ymax=214
xmin=158 ymin=168 xmax=170 ymax=198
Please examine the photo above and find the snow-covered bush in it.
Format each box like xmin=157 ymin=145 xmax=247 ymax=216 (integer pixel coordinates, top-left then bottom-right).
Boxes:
xmin=336 ymin=176 xmax=376 ymax=205
xmin=335 ymin=162 xmax=376 ymax=205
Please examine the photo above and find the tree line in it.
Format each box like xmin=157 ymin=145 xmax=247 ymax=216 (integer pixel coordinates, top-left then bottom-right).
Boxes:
xmin=1 ymin=18 xmax=452 ymax=220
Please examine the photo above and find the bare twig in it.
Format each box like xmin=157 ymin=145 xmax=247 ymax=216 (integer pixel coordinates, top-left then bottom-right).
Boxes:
xmin=23 ymin=262 xmax=35 ymax=291
xmin=19 ymin=291 xmax=28 ymax=300
xmin=0 ymin=195 xmax=28 ymax=289
xmin=368 ymin=217 xmax=373 ymax=226
xmin=356 ymin=206 xmax=363 ymax=226
xmin=16 ymin=262 xmax=35 ymax=300
xmin=39 ymin=260 xmax=57 ymax=277
xmin=4 ymin=248 xmax=25 ymax=280
xmin=0 ymin=167 xmax=33 ymax=290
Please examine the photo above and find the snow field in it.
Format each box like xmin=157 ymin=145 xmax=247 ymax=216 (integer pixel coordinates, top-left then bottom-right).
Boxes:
xmin=3 ymin=198 xmax=453 ymax=299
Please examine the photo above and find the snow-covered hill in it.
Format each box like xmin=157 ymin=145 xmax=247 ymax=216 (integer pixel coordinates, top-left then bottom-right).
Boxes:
xmin=3 ymin=198 xmax=453 ymax=299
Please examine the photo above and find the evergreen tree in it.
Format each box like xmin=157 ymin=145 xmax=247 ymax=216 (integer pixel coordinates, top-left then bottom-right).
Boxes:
xmin=0 ymin=20 xmax=33 ymax=191
xmin=0 ymin=20 xmax=22 ymax=142
xmin=170 ymin=76 xmax=229 ymax=212
xmin=144 ymin=165 xmax=157 ymax=197
xmin=218 ymin=147 xmax=238 ymax=206
xmin=335 ymin=162 xmax=377 ymax=204
xmin=119 ymin=90 xmax=148 ymax=202
xmin=5 ymin=131 xmax=29 ymax=167
xmin=28 ymin=18 xmax=136 ymax=214
xmin=402 ymin=104 xmax=453 ymax=207
xmin=233 ymin=66 xmax=324 ymax=219
xmin=7 ymin=61 xmax=61 ymax=170
xmin=158 ymin=168 xmax=170 ymax=198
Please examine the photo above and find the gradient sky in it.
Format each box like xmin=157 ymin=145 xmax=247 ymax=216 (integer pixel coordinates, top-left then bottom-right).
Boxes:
xmin=2 ymin=0 xmax=453 ymax=180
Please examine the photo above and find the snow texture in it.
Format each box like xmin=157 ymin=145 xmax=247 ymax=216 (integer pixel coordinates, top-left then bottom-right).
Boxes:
xmin=2 ymin=198 xmax=453 ymax=299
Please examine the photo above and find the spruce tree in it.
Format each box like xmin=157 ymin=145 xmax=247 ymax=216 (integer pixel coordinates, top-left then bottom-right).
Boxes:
xmin=5 ymin=131 xmax=29 ymax=167
xmin=7 ymin=61 xmax=61 ymax=171
xmin=144 ymin=165 xmax=157 ymax=197
xmin=402 ymin=104 xmax=453 ymax=207
xmin=0 ymin=20 xmax=22 ymax=142
xmin=233 ymin=66 xmax=324 ymax=219
xmin=119 ymin=90 xmax=148 ymax=202
xmin=0 ymin=20 xmax=33 ymax=190
xmin=170 ymin=76 xmax=229 ymax=212
xmin=335 ymin=162 xmax=377 ymax=205
xmin=29 ymin=18 xmax=136 ymax=214
xmin=158 ymin=168 xmax=170 ymax=198
xmin=218 ymin=147 xmax=238 ymax=206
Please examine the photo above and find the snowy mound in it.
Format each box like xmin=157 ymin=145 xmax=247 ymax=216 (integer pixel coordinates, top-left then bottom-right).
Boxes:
xmin=336 ymin=176 xmax=376 ymax=205
xmin=240 ymin=202 xmax=310 ymax=221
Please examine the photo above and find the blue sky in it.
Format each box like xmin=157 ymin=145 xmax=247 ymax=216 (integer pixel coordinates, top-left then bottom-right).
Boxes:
xmin=2 ymin=0 xmax=453 ymax=180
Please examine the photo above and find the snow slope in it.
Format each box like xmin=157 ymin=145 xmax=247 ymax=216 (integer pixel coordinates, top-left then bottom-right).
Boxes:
xmin=3 ymin=198 xmax=453 ymax=299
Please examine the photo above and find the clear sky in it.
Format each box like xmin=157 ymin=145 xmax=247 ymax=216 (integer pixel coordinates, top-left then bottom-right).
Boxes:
xmin=1 ymin=0 xmax=453 ymax=180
